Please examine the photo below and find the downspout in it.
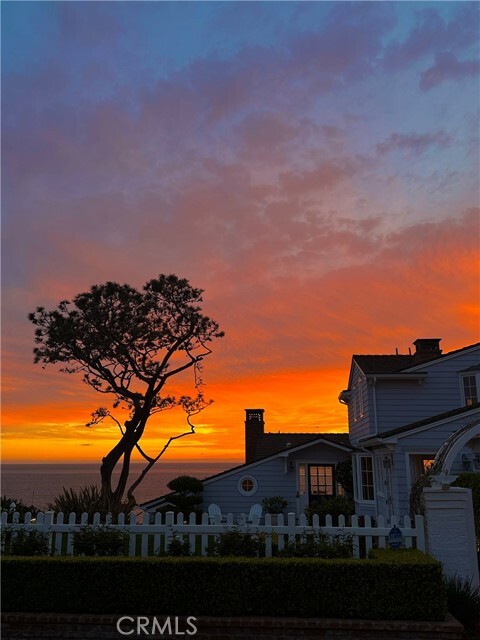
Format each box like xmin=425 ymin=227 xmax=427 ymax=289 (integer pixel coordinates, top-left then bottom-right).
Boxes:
xmin=372 ymin=377 xmax=378 ymax=437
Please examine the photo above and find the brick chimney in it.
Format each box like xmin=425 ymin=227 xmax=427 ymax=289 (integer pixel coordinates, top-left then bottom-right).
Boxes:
xmin=245 ymin=409 xmax=264 ymax=464
xmin=413 ymin=338 xmax=442 ymax=363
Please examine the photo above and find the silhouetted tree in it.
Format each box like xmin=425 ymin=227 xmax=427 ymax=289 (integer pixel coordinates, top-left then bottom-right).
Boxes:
xmin=165 ymin=475 xmax=204 ymax=515
xmin=29 ymin=274 xmax=223 ymax=505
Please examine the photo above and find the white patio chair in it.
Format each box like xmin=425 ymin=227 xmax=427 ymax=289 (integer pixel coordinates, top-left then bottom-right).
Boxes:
xmin=247 ymin=503 xmax=262 ymax=525
xmin=208 ymin=503 xmax=224 ymax=524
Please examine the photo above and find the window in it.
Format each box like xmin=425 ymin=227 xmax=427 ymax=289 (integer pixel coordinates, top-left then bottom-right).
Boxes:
xmin=360 ymin=457 xmax=374 ymax=501
xmin=309 ymin=465 xmax=335 ymax=497
xmin=298 ymin=464 xmax=306 ymax=495
xmin=462 ymin=375 xmax=478 ymax=406
xmin=352 ymin=377 xmax=365 ymax=421
xmin=410 ymin=454 xmax=435 ymax=484
xmin=238 ymin=475 xmax=257 ymax=496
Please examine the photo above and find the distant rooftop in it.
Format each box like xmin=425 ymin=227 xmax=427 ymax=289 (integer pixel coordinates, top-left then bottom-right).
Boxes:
xmin=252 ymin=432 xmax=351 ymax=461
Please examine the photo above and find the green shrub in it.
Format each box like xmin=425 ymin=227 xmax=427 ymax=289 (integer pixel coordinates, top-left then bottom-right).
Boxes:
xmin=452 ymin=473 xmax=480 ymax=542
xmin=157 ymin=534 xmax=192 ymax=557
xmin=208 ymin=528 xmax=265 ymax=557
xmin=48 ymin=485 xmax=133 ymax=519
xmin=73 ymin=525 xmax=129 ymax=556
xmin=445 ymin=574 xmax=480 ymax=633
xmin=335 ymin=460 xmax=354 ymax=496
xmin=1 ymin=529 xmax=50 ymax=556
xmin=261 ymin=496 xmax=288 ymax=514
xmin=1 ymin=550 xmax=446 ymax=620
xmin=305 ymin=495 xmax=355 ymax=524
xmin=277 ymin=532 xmax=353 ymax=559
xmin=161 ymin=475 xmax=203 ymax=517
xmin=1 ymin=496 xmax=39 ymax=517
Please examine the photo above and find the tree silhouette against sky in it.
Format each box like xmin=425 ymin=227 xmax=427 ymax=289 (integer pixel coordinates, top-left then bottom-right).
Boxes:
xmin=29 ymin=274 xmax=224 ymax=505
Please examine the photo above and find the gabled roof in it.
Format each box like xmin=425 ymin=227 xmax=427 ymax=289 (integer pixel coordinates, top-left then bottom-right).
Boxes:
xmin=353 ymin=355 xmax=415 ymax=374
xmin=353 ymin=342 xmax=480 ymax=376
xmin=252 ymin=432 xmax=351 ymax=461
xmin=361 ymin=402 xmax=480 ymax=443
xmin=140 ymin=432 xmax=353 ymax=511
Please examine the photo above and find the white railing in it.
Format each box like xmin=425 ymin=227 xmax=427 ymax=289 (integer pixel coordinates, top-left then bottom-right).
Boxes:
xmin=0 ymin=510 xmax=425 ymax=559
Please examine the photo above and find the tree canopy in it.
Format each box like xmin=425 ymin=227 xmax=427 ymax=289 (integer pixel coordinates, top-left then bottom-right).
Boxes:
xmin=29 ymin=274 xmax=224 ymax=505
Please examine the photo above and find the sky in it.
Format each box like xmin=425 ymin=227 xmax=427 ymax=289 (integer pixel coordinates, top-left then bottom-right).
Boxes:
xmin=2 ymin=1 xmax=479 ymax=465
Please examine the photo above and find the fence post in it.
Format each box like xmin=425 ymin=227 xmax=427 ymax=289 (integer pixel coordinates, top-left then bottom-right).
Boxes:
xmin=423 ymin=486 xmax=479 ymax=586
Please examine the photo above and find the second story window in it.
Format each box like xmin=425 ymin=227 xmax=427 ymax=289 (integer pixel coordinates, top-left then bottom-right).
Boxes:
xmin=462 ymin=375 xmax=478 ymax=406
xmin=352 ymin=377 xmax=365 ymax=421
xmin=360 ymin=456 xmax=374 ymax=501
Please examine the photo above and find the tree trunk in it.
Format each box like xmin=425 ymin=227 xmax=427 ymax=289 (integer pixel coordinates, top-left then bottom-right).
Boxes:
xmin=100 ymin=411 xmax=148 ymax=505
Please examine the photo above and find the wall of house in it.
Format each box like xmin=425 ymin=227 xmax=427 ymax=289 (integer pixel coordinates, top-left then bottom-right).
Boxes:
xmin=374 ymin=347 xmax=480 ymax=435
xmin=388 ymin=410 xmax=480 ymax=516
xmin=201 ymin=443 xmax=351 ymax=519
xmin=347 ymin=362 xmax=371 ymax=445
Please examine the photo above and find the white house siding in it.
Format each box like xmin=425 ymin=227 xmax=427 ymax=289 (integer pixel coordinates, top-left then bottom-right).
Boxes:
xmin=201 ymin=443 xmax=351 ymax=519
xmin=348 ymin=362 xmax=371 ymax=445
xmin=386 ymin=409 xmax=480 ymax=517
xmin=372 ymin=449 xmax=393 ymax=521
xmin=373 ymin=347 xmax=480 ymax=436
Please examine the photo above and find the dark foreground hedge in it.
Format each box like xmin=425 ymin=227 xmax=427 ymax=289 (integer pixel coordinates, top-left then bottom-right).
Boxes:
xmin=1 ymin=549 xmax=446 ymax=620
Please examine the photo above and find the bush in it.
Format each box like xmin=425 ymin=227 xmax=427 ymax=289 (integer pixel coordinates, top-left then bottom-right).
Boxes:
xmin=261 ymin=496 xmax=288 ymax=514
xmin=1 ymin=550 xmax=446 ymax=620
xmin=163 ymin=475 xmax=203 ymax=517
xmin=48 ymin=485 xmax=133 ymax=519
xmin=445 ymin=574 xmax=480 ymax=633
xmin=305 ymin=495 xmax=355 ymax=524
xmin=156 ymin=534 xmax=192 ymax=557
xmin=73 ymin=525 xmax=129 ymax=556
xmin=452 ymin=473 xmax=480 ymax=542
xmin=1 ymin=496 xmax=39 ymax=517
xmin=208 ymin=528 xmax=265 ymax=557
xmin=277 ymin=532 xmax=353 ymax=559
xmin=335 ymin=460 xmax=354 ymax=497
xmin=1 ymin=529 xmax=50 ymax=556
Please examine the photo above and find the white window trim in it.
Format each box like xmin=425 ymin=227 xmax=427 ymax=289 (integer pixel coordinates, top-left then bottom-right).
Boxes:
xmin=405 ymin=450 xmax=437 ymax=494
xmin=374 ymin=455 xmax=385 ymax=498
xmin=354 ymin=453 xmax=375 ymax=503
xmin=459 ymin=372 xmax=479 ymax=407
xmin=352 ymin=376 xmax=365 ymax=422
xmin=238 ymin=475 xmax=258 ymax=496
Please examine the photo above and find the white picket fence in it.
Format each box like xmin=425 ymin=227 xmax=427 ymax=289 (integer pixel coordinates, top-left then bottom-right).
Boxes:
xmin=1 ymin=510 xmax=425 ymax=559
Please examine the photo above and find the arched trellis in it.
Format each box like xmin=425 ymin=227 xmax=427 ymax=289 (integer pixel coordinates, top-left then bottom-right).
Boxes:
xmin=431 ymin=417 xmax=480 ymax=486
xmin=409 ymin=417 xmax=480 ymax=515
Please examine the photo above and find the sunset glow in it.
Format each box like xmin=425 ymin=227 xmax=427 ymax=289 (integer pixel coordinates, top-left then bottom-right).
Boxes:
xmin=2 ymin=2 xmax=479 ymax=464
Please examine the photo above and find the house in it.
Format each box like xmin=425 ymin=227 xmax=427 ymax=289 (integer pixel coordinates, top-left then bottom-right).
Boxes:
xmin=338 ymin=338 xmax=480 ymax=519
xmin=141 ymin=409 xmax=353 ymax=519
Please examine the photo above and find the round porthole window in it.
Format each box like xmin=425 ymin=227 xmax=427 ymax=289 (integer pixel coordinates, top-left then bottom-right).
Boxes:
xmin=238 ymin=475 xmax=258 ymax=496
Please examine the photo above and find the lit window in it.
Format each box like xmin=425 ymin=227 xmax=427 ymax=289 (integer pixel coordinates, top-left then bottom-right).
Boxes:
xmin=360 ymin=457 xmax=374 ymax=501
xmin=463 ymin=376 xmax=478 ymax=406
xmin=238 ymin=475 xmax=257 ymax=496
xmin=309 ymin=465 xmax=335 ymax=497
xmin=298 ymin=464 xmax=306 ymax=495
xmin=352 ymin=377 xmax=365 ymax=421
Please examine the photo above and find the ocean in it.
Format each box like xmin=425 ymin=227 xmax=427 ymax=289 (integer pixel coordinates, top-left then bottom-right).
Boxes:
xmin=1 ymin=461 xmax=237 ymax=511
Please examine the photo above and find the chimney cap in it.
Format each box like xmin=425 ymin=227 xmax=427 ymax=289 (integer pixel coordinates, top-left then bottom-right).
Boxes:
xmin=413 ymin=338 xmax=442 ymax=352
xmin=245 ymin=409 xmax=264 ymax=421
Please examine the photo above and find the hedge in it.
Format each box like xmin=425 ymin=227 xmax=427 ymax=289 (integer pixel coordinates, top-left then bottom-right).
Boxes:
xmin=1 ymin=549 xmax=446 ymax=620
xmin=453 ymin=472 xmax=480 ymax=539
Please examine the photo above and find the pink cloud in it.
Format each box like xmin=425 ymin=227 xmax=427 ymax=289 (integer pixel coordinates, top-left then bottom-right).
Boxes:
xmin=420 ymin=52 xmax=480 ymax=91
xmin=376 ymin=131 xmax=451 ymax=156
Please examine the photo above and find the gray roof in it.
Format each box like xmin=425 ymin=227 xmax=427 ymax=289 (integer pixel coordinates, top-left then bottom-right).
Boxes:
xmin=353 ymin=342 xmax=480 ymax=375
xmin=252 ymin=432 xmax=351 ymax=461
xmin=367 ymin=402 xmax=480 ymax=441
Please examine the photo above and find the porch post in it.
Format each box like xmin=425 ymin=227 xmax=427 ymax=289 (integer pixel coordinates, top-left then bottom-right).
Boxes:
xmin=423 ymin=485 xmax=479 ymax=587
